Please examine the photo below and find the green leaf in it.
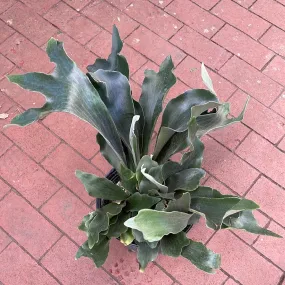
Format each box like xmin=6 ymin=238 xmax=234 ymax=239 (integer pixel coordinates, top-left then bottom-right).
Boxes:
xmin=165 ymin=192 xmax=191 ymax=213
xmin=7 ymin=38 xmax=126 ymax=166
xmin=88 ymin=70 xmax=135 ymax=149
xmin=154 ymin=89 xmax=217 ymax=161
xmin=191 ymin=196 xmax=259 ymax=230
xmin=76 ymin=236 xmax=110 ymax=268
xmin=223 ymin=210 xmax=282 ymax=238
xmin=166 ymin=168 xmax=205 ymax=192
xmin=87 ymin=25 xmax=129 ymax=78
xmin=139 ymin=56 xmax=176 ymax=154
xmin=161 ymin=161 xmax=183 ymax=181
xmin=141 ymin=165 xmax=168 ymax=193
xmin=129 ymin=115 xmax=140 ymax=166
xmin=106 ymin=211 xmax=130 ymax=238
xmin=201 ymin=63 xmax=216 ymax=95
xmin=119 ymin=165 xmax=137 ymax=194
xmin=137 ymin=242 xmax=159 ymax=272
xmin=181 ymin=240 xmax=220 ymax=273
xmin=191 ymin=186 xmax=233 ymax=199
xmin=76 ymin=170 xmax=130 ymax=200
xmin=124 ymin=210 xmax=191 ymax=242
xmin=126 ymin=192 xmax=161 ymax=211
xmin=136 ymin=155 xmax=158 ymax=183
xmin=161 ymin=232 xmax=190 ymax=257
xmin=120 ymin=228 xmax=134 ymax=246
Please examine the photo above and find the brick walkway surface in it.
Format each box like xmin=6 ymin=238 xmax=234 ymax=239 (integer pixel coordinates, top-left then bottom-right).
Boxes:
xmin=0 ymin=0 xmax=285 ymax=284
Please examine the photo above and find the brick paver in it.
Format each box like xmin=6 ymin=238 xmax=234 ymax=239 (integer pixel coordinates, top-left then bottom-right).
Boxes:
xmin=0 ymin=0 xmax=285 ymax=284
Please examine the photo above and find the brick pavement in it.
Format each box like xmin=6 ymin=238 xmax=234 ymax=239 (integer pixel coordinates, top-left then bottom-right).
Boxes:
xmin=0 ymin=0 xmax=284 ymax=284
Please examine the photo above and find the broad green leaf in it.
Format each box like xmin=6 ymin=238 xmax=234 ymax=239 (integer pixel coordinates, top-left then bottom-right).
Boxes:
xmin=201 ymin=63 xmax=216 ymax=95
xmin=191 ymin=186 xmax=233 ymax=199
xmin=120 ymin=228 xmax=134 ymax=245
xmin=139 ymin=56 xmax=176 ymax=154
xmin=166 ymin=168 xmax=205 ymax=192
xmin=87 ymin=25 xmax=129 ymax=78
xmin=136 ymin=155 xmax=158 ymax=183
xmin=191 ymin=197 xmax=259 ymax=230
xmin=148 ymin=189 xmax=175 ymax=200
xmin=76 ymin=170 xmax=130 ymax=200
xmin=154 ymin=89 xmax=217 ymax=161
xmin=133 ymin=100 xmax=145 ymax=154
xmin=223 ymin=210 xmax=282 ymax=238
xmin=161 ymin=232 xmax=190 ymax=257
xmin=126 ymin=192 xmax=161 ymax=211
xmin=7 ymin=38 xmax=126 ymax=166
xmin=161 ymin=161 xmax=183 ymax=181
xmin=88 ymin=69 xmax=135 ymax=149
xmin=124 ymin=210 xmax=191 ymax=242
xmin=137 ymin=242 xmax=159 ymax=272
xmin=132 ymin=229 xmax=145 ymax=242
xmin=141 ymin=165 xmax=168 ymax=193
xmin=119 ymin=165 xmax=137 ymax=194
xmin=76 ymin=236 xmax=109 ymax=268
xmin=165 ymin=192 xmax=191 ymax=213
xmin=129 ymin=115 xmax=140 ymax=166
xmin=106 ymin=211 xmax=130 ymax=238
xmin=181 ymin=239 xmax=220 ymax=273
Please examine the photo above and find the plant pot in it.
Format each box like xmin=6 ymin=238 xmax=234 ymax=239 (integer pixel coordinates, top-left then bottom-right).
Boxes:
xmin=96 ymin=168 xmax=193 ymax=252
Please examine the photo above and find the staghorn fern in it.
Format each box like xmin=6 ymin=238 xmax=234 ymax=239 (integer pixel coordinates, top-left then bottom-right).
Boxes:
xmin=6 ymin=26 xmax=281 ymax=274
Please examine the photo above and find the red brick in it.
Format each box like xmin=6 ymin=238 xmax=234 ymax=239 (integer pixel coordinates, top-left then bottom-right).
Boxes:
xmin=209 ymin=122 xmax=250 ymax=150
xmin=0 ymin=33 xmax=54 ymax=73
xmin=0 ymin=105 xmax=22 ymax=130
xmin=41 ymin=187 xmax=91 ymax=244
xmin=157 ymin=253 xmax=227 ymax=285
xmin=202 ymin=136 xmax=259 ymax=195
xmin=254 ymin=221 xmax=285 ymax=270
xmin=271 ymin=94 xmax=285 ymax=118
xmin=1 ymin=2 xmax=57 ymax=46
xmin=131 ymin=60 xmax=159 ymax=85
xmin=0 ymin=146 xmax=61 ymax=207
xmin=251 ymin=0 xmax=285 ymax=31
xmin=83 ymin=2 xmax=139 ymax=39
xmin=0 ymin=20 xmax=14 ymax=44
xmin=44 ymin=2 xmax=78 ymax=30
xmin=187 ymin=218 xmax=214 ymax=244
xmin=260 ymin=26 xmax=285 ymax=57
xmin=0 ymin=228 xmax=11 ymax=253
xmin=212 ymin=0 xmax=270 ymax=40
xmin=63 ymin=0 xmax=92 ymax=11
xmin=104 ymin=239 xmax=173 ymax=285
xmin=42 ymin=143 xmax=100 ymax=204
xmin=175 ymin=56 xmax=237 ymax=102
xmin=43 ymin=113 xmax=99 ymax=159
xmin=4 ymin=122 xmax=60 ymax=162
xmin=20 ymin=0 xmax=60 ymax=15
xmin=166 ymin=0 xmax=224 ymax=39
xmin=105 ymin=0 xmax=134 ymax=10
xmin=0 ymin=54 xmax=13 ymax=78
xmin=263 ymin=56 xmax=285 ymax=86
xmin=225 ymin=279 xmax=239 ymax=285
xmin=220 ymin=56 xmax=283 ymax=106
xmin=171 ymin=26 xmax=231 ymax=70
xmin=126 ymin=26 xmax=186 ymax=66
xmin=41 ymin=236 xmax=118 ymax=285
xmin=86 ymin=29 xmax=112 ymax=58
xmin=236 ymin=132 xmax=285 ymax=188
xmin=91 ymin=151 xmax=112 ymax=175
xmin=0 ymin=243 xmax=59 ymax=285
xmin=0 ymin=192 xmax=61 ymax=258
xmin=0 ymin=0 xmax=15 ymax=14
xmin=213 ymin=25 xmax=273 ymax=70
xmin=229 ymin=90 xmax=285 ymax=144
xmin=232 ymin=0 xmax=256 ymax=7
xmin=125 ymin=0 xmax=182 ymax=40
xmin=0 ymin=133 xmax=12 ymax=156
xmin=0 ymin=91 xmax=14 ymax=112
xmin=54 ymin=33 xmax=96 ymax=72
xmin=0 ymin=178 xmax=10 ymax=200
xmin=190 ymin=0 xmax=220 ymax=10
xmin=246 ymin=176 xmax=285 ymax=227
xmin=148 ymin=0 xmax=173 ymax=8
xmin=278 ymin=136 xmax=285 ymax=151
xmin=205 ymin=176 xmax=235 ymax=195
xmin=208 ymin=231 xmax=282 ymax=285
xmin=130 ymin=80 xmax=142 ymax=101
xmin=63 ymin=15 xmax=101 ymax=45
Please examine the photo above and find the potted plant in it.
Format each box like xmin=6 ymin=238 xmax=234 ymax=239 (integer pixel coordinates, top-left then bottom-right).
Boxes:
xmin=6 ymin=26 xmax=281 ymax=273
